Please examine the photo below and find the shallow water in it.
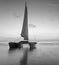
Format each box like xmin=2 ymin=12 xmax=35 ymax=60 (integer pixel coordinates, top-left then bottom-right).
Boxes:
xmin=0 ymin=43 xmax=59 ymax=65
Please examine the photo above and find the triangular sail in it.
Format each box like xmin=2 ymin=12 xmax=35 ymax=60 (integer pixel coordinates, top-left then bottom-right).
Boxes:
xmin=21 ymin=2 xmax=28 ymax=40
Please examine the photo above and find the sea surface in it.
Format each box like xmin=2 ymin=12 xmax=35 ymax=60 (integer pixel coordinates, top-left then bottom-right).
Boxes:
xmin=0 ymin=42 xmax=59 ymax=65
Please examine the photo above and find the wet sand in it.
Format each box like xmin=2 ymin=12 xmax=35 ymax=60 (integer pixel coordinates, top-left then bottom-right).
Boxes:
xmin=0 ymin=43 xmax=59 ymax=65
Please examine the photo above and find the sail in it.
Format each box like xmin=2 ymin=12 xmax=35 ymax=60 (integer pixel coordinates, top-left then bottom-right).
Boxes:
xmin=21 ymin=2 xmax=28 ymax=40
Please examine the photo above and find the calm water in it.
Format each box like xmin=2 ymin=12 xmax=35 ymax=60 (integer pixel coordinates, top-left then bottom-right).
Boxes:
xmin=0 ymin=42 xmax=59 ymax=65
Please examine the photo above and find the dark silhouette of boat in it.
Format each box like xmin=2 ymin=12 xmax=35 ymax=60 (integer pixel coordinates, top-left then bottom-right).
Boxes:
xmin=8 ymin=1 xmax=37 ymax=49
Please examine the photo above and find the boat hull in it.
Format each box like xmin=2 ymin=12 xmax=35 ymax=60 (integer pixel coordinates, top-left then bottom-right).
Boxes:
xmin=8 ymin=41 xmax=37 ymax=49
xmin=9 ymin=42 xmax=22 ymax=48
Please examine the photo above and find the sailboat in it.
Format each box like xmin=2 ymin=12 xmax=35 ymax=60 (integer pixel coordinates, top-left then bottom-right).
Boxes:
xmin=9 ymin=1 xmax=37 ymax=49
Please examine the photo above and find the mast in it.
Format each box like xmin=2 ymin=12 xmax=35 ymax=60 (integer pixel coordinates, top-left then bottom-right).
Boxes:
xmin=21 ymin=1 xmax=28 ymax=41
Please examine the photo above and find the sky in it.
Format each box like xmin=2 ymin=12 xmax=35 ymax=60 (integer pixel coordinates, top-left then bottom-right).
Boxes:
xmin=0 ymin=0 xmax=59 ymax=42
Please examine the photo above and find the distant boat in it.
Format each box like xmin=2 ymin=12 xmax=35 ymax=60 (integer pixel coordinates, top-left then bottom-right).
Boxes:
xmin=9 ymin=1 xmax=37 ymax=49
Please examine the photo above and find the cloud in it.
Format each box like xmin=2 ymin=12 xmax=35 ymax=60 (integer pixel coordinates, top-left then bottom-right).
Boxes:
xmin=29 ymin=24 xmax=36 ymax=28
xmin=12 ymin=11 xmax=20 ymax=18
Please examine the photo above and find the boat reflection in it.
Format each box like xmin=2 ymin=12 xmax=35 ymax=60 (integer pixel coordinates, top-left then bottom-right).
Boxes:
xmin=20 ymin=48 xmax=28 ymax=65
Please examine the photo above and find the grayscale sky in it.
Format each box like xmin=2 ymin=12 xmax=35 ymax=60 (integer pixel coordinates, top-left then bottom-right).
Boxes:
xmin=0 ymin=0 xmax=59 ymax=42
